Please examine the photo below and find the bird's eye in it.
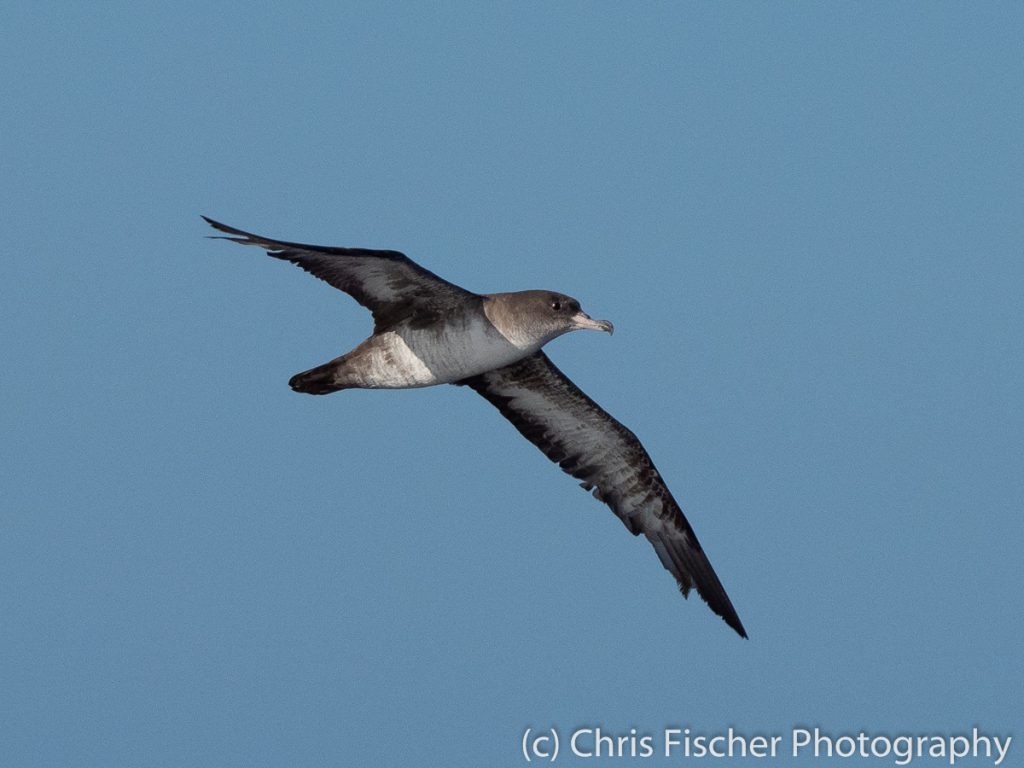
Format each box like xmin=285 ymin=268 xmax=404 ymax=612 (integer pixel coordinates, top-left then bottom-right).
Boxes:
xmin=551 ymin=300 xmax=562 ymax=312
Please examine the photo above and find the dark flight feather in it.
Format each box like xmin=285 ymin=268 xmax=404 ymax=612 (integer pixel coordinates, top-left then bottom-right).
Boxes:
xmin=458 ymin=352 xmax=746 ymax=638
xmin=202 ymin=216 xmax=475 ymax=330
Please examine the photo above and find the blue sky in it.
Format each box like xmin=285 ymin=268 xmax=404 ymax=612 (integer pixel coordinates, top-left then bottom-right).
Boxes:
xmin=2 ymin=3 xmax=1021 ymax=766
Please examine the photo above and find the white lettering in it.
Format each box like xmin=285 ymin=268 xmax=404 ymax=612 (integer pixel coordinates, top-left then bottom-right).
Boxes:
xmin=570 ymin=728 xmax=592 ymax=757
xmin=994 ymin=735 xmax=1012 ymax=766
xmin=792 ymin=728 xmax=811 ymax=755
xmin=663 ymin=728 xmax=681 ymax=757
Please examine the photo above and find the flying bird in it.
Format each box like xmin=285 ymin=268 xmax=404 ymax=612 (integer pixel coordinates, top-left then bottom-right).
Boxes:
xmin=204 ymin=216 xmax=746 ymax=637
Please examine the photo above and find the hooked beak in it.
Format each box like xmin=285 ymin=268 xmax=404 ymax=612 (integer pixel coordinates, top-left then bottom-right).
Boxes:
xmin=572 ymin=311 xmax=614 ymax=335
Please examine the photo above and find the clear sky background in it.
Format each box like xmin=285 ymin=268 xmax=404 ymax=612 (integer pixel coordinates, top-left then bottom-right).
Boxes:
xmin=2 ymin=3 xmax=1021 ymax=766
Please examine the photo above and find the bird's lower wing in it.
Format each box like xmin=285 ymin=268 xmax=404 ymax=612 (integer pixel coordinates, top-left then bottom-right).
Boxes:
xmin=456 ymin=352 xmax=746 ymax=637
xmin=203 ymin=216 xmax=477 ymax=330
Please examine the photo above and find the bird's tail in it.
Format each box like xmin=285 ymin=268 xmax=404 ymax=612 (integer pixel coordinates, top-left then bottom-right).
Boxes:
xmin=288 ymin=357 xmax=348 ymax=395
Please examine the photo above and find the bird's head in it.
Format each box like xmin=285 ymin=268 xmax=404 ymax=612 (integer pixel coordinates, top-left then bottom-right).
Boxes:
xmin=485 ymin=290 xmax=614 ymax=350
xmin=542 ymin=291 xmax=615 ymax=336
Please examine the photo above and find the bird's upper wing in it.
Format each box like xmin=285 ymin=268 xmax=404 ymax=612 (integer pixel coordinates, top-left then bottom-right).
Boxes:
xmin=203 ymin=217 xmax=477 ymax=330
xmin=456 ymin=351 xmax=746 ymax=637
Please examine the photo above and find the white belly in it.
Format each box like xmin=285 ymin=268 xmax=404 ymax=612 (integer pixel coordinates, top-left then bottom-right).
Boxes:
xmin=354 ymin=320 xmax=537 ymax=388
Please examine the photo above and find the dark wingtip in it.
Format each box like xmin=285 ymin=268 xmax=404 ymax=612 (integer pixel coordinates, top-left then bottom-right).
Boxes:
xmin=678 ymin=561 xmax=746 ymax=638
xmin=690 ymin=582 xmax=747 ymax=638
xmin=201 ymin=216 xmax=282 ymax=248
xmin=201 ymin=215 xmax=245 ymax=237
xmin=712 ymin=593 xmax=747 ymax=639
